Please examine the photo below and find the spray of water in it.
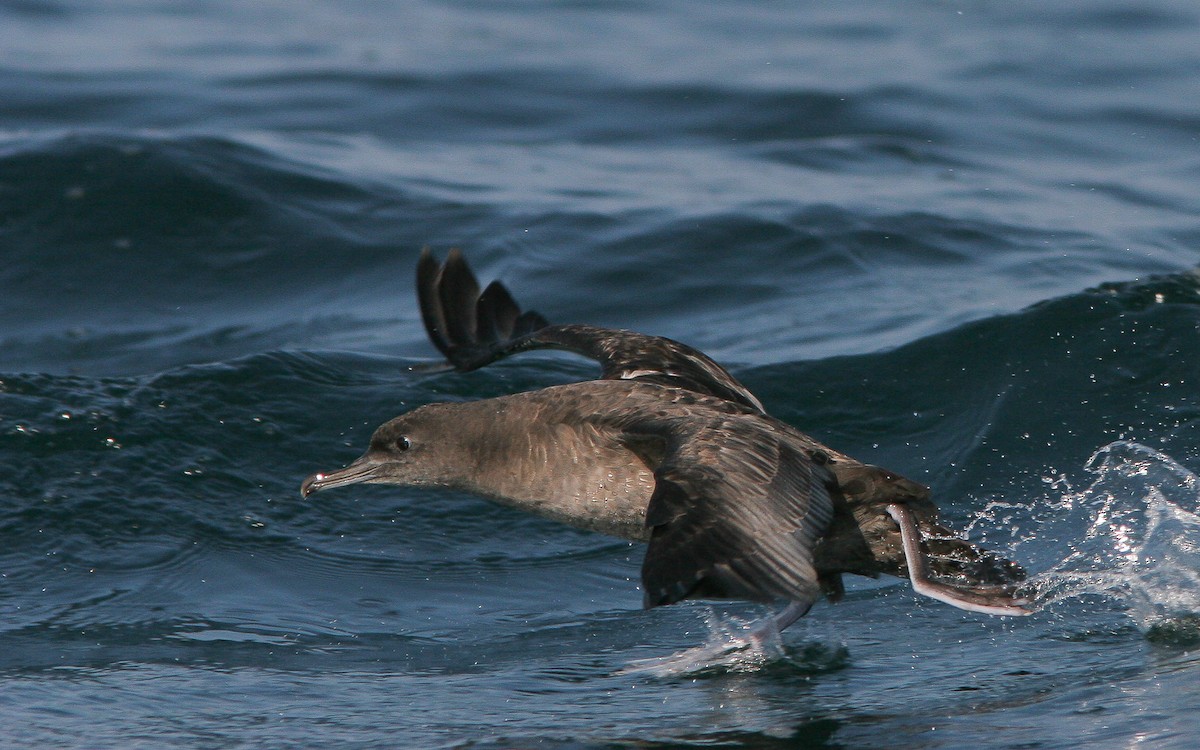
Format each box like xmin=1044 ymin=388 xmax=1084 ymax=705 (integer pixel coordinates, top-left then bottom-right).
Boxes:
xmin=1030 ymin=441 xmax=1200 ymax=642
xmin=618 ymin=607 xmax=789 ymax=677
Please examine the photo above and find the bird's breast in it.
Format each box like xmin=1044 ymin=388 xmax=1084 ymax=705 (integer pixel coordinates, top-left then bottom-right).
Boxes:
xmin=466 ymin=420 xmax=656 ymax=541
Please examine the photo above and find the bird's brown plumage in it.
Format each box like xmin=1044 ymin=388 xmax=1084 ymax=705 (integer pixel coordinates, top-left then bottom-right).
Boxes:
xmin=302 ymin=249 xmax=1030 ymax=621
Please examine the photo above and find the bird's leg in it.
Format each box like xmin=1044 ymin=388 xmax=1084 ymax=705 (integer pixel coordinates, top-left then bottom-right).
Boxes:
xmin=617 ymin=600 xmax=813 ymax=677
xmin=767 ymin=599 xmax=813 ymax=634
xmin=886 ymin=504 xmax=1033 ymax=616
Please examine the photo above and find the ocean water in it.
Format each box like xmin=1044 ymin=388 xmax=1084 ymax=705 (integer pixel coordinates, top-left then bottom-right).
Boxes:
xmin=3 ymin=1 xmax=1200 ymax=747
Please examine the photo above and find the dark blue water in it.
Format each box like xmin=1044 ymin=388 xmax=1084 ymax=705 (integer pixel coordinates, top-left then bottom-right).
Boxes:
xmin=3 ymin=1 xmax=1200 ymax=747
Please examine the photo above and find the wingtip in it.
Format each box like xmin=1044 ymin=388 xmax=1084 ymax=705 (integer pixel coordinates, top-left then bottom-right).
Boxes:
xmin=416 ymin=247 xmax=451 ymax=357
xmin=413 ymin=248 xmax=551 ymax=371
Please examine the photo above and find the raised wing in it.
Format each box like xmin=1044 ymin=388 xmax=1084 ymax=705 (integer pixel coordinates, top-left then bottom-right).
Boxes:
xmin=416 ymin=247 xmax=550 ymax=370
xmin=632 ymin=417 xmax=836 ymax=610
xmin=416 ymin=248 xmax=766 ymax=413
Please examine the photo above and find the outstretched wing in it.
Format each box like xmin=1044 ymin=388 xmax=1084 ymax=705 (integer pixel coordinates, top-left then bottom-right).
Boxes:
xmin=416 ymin=248 xmax=766 ymax=413
xmin=632 ymin=417 xmax=836 ymax=610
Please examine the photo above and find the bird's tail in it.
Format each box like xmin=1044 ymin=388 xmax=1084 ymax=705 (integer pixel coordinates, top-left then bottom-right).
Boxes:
xmin=920 ymin=523 xmax=1027 ymax=586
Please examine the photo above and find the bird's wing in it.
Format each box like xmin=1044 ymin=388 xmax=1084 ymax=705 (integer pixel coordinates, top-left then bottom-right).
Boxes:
xmin=628 ymin=416 xmax=835 ymax=609
xmin=415 ymin=248 xmax=766 ymax=413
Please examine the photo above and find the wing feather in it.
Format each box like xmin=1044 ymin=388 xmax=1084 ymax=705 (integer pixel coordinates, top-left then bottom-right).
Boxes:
xmin=635 ymin=418 xmax=835 ymax=609
xmin=414 ymin=249 xmax=763 ymax=412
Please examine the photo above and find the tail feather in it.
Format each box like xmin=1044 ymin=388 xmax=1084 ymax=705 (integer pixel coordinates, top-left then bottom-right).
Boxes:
xmin=922 ymin=530 xmax=1027 ymax=585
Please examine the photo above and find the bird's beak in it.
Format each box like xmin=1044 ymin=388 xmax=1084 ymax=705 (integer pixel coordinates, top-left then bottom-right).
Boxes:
xmin=301 ymin=455 xmax=383 ymax=497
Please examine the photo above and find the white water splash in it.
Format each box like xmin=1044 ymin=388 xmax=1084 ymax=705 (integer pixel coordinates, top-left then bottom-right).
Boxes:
xmin=1032 ymin=441 xmax=1200 ymax=638
xmin=618 ymin=607 xmax=788 ymax=677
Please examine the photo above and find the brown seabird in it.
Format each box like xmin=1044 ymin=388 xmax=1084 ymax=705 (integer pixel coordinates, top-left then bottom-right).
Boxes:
xmin=302 ymin=249 xmax=1031 ymax=632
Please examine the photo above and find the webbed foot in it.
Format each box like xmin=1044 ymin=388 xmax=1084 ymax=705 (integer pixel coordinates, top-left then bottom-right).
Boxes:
xmin=887 ymin=504 xmax=1033 ymax=617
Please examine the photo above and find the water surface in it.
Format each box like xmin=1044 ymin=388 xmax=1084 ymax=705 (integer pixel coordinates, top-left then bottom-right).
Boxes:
xmin=2 ymin=1 xmax=1200 ymax=748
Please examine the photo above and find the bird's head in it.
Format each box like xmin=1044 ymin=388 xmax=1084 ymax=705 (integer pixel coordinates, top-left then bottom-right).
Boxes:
xmin=301 ymin=403 xmax=467 ymax=497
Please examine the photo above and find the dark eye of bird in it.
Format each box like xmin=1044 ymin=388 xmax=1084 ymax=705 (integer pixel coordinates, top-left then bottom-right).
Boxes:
xmin=396 ymin=436 xmax=411 ymax=451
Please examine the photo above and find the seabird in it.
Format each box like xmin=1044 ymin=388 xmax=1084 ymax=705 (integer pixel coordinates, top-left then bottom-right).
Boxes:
xmin=302 ymin=249 xmax=1031 ymax=634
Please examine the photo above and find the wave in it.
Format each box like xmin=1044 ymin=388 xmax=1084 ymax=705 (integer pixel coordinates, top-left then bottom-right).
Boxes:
xmin=3 ymin=263 xmax=1199 ymax=682
xmin=5 ymin=126 xmax=1195 ymax=381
